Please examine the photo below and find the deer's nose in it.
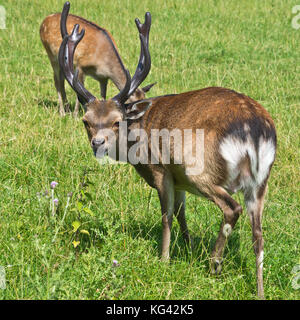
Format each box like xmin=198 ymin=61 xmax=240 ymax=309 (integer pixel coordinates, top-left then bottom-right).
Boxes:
xmin=91 ymin=138 xmax=105 ymax=148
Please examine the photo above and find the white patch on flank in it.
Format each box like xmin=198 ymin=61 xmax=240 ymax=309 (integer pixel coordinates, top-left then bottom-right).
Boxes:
xmin=223 ymin=223 xmax=232 ymax=237
xmin=219 ymin=134 xmax=275 ymax=192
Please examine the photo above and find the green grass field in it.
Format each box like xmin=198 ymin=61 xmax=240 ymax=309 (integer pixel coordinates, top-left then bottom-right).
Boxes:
xmin=0 ymin=0 xmax=299 ymax=300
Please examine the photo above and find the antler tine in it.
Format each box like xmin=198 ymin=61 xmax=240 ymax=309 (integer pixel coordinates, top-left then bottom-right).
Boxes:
xmin=58 ymin=23 xmax=96 ymax=105
xmin=127 ymin=33 xmax=151 ymax=98
xmin=135 ymin=12 xmax=151 ymax=47
xmin=68 ymin=24 xmax=85 ymax=69
xmin=112 ymin=12 xmax=151 ymax=106
xmin=126 ymin=12 xmax=152 ymax=98
xmin=60 ymin=1 xmax=70 ymax=38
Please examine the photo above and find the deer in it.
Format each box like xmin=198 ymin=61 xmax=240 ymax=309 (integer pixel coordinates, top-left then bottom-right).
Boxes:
xmin=40 ymin=1 xmax=155 ymax=117
xmin=58 ymin=3 xmax=277 ymax=299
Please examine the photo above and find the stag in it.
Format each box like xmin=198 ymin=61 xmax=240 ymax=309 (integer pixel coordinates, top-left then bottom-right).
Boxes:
xmin=40 ymin=1 xmax=155 ymax=116
xmin=58 ymin=5 xmax=277 ymax=299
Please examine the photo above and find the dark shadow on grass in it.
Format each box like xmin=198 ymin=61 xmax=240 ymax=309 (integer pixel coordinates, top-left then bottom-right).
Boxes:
xmin=37 ymin=99 xmax=58 ymax=110
xmin=124 ymin=217 xmax=251 ymax=277
xmin=37 ymin=99 xmax=85 ymax=116
xmin=124 ymin=219 xmax=214 ymax=264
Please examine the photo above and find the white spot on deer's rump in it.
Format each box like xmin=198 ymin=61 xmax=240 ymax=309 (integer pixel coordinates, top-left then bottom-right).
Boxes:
xmin=219 ymin=135 xmax=275 ymax=191
xmin=219 ymin=135 xmax=257 ymax=184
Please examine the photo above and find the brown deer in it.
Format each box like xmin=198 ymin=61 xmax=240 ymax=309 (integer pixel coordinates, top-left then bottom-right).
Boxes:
xmin=58 ymin=4 xmax=277 ymax=299
xmin=40 ymin=1 xmax=155 ymax=116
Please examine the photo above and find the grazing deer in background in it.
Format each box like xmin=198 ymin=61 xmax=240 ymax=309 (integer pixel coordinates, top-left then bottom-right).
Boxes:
xmin=40 ymin=1 xmax=155 ymax=116
xmin=59 ymin=3 xmax=277 ymax=299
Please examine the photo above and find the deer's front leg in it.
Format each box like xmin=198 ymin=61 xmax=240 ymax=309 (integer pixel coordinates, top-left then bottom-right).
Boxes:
xmin=156 ymin=172 xmax=175 ymax=261
xmin=100 ymin=78 xmax=108 ymax=100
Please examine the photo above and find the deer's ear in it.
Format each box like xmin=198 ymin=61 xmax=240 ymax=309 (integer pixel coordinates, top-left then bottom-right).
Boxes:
xmin=125 ymin=100 xmax=152 ymax=120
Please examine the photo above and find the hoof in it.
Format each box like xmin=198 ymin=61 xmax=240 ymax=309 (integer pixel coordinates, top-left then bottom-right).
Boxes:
xmin=211 ymin=259 xmax=223 ymax=275
xmin=160 ymin=252 xmax=170 ymax=263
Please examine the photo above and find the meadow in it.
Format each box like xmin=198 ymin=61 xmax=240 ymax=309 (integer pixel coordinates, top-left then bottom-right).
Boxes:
xmin=0 ymin=0 xmax=299 ymax=299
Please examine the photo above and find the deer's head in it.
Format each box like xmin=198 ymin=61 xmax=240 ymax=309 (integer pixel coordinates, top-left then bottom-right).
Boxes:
xmin=59 ymin=3 xmax=152 ymax=158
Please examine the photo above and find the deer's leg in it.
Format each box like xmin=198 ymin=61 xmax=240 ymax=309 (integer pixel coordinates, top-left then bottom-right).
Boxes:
xmin=53 ymin=67 xmax=68 ymax=116
xmin=174 ymin=191 xmax=192 ymax=249
xmin=156 ymin=173 xmax=175 ymax=261
xmin=245 ymin=184 xmax=267 ymax=299
xmin=210 ymin=186 xmax=243 ymax=274
xmin=73 ymin=70 xmax=85 ymax=118
xmin=100 ymin=78 xmax=108 ymax=100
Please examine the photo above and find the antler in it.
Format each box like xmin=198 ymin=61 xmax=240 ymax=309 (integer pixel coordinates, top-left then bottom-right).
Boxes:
xmin=59 ymin=2 xmax=151 ymax=107
xmin=128 ymin=12 xmax=152 ymax=97
xmin=58 ymin=3 xmax=96 ymax=105
xmin=60 ymin=1 xmax=70 ymax=38
xmin=113 ymin=12 xmax=152 ymax=105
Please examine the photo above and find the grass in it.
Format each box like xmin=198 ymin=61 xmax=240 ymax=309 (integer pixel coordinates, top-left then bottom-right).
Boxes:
xmin=0 ymin=0 xmax=299 ymax=300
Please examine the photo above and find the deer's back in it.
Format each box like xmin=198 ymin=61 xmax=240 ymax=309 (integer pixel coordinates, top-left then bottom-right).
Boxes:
xmin=40 ymin=13 xmax=123 ymax=77
xmin=144 ymin=87 xmax=275 ymax=135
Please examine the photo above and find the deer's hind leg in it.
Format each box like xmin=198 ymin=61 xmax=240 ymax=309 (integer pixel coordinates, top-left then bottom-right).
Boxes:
xmin=53 ymin=65 xmax=69 ymax=116
xmin=209 ymin=186 xmax=243 ymax=274
xmin=244 ymin=183 xmax=268 ymax=299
